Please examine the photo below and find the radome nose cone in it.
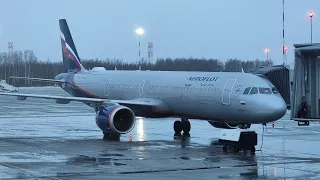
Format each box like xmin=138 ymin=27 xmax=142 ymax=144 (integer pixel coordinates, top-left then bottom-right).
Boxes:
xmin=253 ymin=96 xmax=287 ymax=123
xmin=270 ymin=97 xmax=287 ymax=120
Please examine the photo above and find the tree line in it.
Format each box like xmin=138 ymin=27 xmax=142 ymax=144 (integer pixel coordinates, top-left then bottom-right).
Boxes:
xmin=0 ymin=50 xmax=273 ymax=87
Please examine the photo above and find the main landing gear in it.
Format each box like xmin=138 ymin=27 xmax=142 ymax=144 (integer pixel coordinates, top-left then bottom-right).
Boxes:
xmin=103 ymin=131 xmax=120 ymax=141
xmin=174 ymin=118 xmax=190 ymax=136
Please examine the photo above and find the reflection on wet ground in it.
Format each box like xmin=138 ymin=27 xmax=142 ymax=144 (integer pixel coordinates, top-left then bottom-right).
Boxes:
xmin=0 ymin=87 xmax=319 ymax=179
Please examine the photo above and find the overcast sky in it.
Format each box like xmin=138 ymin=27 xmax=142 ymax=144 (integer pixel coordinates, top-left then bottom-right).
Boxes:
xmin=0 ymin=0 xmax=319 ymax=67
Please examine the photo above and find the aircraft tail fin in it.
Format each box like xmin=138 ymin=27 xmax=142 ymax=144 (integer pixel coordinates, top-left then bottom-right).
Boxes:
xmin=59 ymin=19 xmax=86 ymax=73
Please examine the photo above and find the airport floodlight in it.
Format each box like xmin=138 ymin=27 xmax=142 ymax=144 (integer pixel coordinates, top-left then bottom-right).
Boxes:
xmin=135 ymin=27 xmax=144 ymax=63
xmin=264 ymin=48 xmax=269 ymax=61
xmin=308 ymin=12 xmax=314 ymax=43
xmin=135 ymin=28 xmax=145 ymax=36
xmin=283 ymin=46 xmax=287 ymax=52
xmin=309 ymin=11 xmax=314 ymax=18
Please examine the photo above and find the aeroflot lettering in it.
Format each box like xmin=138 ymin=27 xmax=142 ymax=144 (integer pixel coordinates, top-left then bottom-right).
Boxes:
xmin=188 ymin=77 xmax=219 ymax=81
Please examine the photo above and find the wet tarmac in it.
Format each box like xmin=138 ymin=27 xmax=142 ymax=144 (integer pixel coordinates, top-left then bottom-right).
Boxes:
xmin=0 ymin=87 xmax=320 ymax=179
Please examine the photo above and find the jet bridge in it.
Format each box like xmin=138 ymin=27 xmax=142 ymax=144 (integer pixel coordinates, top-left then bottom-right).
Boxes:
xmin=291 ymin=43 xmax=320 ymax=125
xmin=251 ymin=65 xmax=291 ymax=109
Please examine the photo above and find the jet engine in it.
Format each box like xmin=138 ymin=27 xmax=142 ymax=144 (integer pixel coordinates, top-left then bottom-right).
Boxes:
xmin=95 ymin=105 xmax=136 ymax=134
xmin=208 ymin=121 xmax=251 ymax=129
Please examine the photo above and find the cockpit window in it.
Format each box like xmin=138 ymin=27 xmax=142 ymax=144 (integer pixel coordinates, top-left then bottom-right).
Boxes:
xmin=259 ymin=87 xmax=272 ymax=94
xmin=271 ymin=87 xmax=278 ymax=94
xmin=243 ymin=87 xmax=251 ymax=94
xmin=249 ymin=87 xmax=258 ymax=94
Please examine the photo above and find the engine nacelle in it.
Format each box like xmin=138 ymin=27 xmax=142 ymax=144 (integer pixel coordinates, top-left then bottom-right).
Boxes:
xmin=95 ymin=105 xmax=136 ymax=134
xmin=208 ymin=121 xmax=240 ymax=129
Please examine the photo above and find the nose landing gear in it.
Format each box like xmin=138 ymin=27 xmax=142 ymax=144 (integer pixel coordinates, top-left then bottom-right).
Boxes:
xmin=174 ymin=118 xmax=190 ymax=136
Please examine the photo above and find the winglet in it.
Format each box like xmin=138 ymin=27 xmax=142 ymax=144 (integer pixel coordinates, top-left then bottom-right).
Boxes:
xmin=115 ymin=66 xmax=117 ymax=70
xmin=241 ymin=68 xmax=245 ymax=73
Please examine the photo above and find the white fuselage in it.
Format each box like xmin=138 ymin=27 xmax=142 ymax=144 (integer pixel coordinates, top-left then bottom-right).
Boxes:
xmin=62 ymin=70 xmax=287 ymax=124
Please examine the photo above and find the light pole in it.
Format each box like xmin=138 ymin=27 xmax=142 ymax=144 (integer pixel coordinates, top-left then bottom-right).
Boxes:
xmin=135 ymin=28 xmax=144 ymax=64
xmin=309 ymin=11 xmax=314 ymax=43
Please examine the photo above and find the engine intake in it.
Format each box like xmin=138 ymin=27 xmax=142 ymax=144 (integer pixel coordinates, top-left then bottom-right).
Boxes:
xmin=95 ymin=105 xmax=136 ymax=134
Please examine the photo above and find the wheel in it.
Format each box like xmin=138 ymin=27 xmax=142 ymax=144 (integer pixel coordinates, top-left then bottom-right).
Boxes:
xmin=250 ymin=146 xmax=255 ymax=154
xmin=174 ymin=120 xmax=183 ymax=133
xmin=232 ymin=144 xmax=240 ymax=153
xmin=223 ymin=146 xmax=227 ymax=152
xmin=181 ymin=120 xmax=191 ymax=133
xmin=183 ymin=132 xmax=190 ymax=137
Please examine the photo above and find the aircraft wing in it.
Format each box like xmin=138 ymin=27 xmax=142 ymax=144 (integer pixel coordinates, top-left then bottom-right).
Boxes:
xmin=10 ymin=76 xmax=65 ymax=83
xmin=0 ymin=92 xmax=161 ymax=107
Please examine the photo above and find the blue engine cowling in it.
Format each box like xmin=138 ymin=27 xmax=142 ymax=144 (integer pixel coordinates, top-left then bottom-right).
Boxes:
xmin=95 ymin=105 xmax=136 ymax=134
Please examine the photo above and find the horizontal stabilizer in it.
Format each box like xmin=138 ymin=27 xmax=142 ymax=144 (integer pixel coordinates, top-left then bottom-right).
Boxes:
xmin=10 ymin=76 xmax=65 ymax=83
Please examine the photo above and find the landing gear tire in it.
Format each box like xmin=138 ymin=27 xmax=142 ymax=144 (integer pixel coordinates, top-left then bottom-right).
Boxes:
xmin=250 ymin=146 xmax=255 ymax=154
xmin=174 ymin=120 xmax=183 ymax=133
xmin=183 ymin=132 xmax=190 ymax=137
xmin=181 ymin=120 xmax=191 ymax=133
xmin=232 ymin=145 xmax=240 ymax=153
xmin=223 ymin=146 xmax=227 ymax=152
xmin=103 ymin=131 xmax=120 ymax=141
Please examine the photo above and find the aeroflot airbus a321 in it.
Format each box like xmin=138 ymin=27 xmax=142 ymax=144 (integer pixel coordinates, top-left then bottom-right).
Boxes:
xmin=0 ymin=19 xmax=287 ymax=140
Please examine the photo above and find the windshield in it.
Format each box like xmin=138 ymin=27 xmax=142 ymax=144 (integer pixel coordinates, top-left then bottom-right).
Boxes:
xmin=259 ymin=87 xmax=272 ymax=94
xmin=249 ymin=87 xmax=259 ymax=94
xmin=243 ymin=87 xmax=251 ymax=94
xmin=243 ymin=87 xmax=278 ymax=95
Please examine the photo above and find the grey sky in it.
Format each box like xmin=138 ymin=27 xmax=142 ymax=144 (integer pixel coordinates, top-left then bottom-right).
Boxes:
xmin=0 ymin=0 xmax=319 ymax=67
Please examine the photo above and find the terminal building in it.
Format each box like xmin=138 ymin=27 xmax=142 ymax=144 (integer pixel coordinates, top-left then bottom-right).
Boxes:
xmin=251 ymin=43 xmax=320 ymax=126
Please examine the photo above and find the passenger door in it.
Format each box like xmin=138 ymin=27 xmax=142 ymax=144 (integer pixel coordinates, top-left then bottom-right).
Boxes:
xmin=104 ymin=79 xmax=111 ymax=97
xmin=139 ymin=80 xmax=147 ymax=97
xmin=222 ymin=78 xmax=237 ymax=105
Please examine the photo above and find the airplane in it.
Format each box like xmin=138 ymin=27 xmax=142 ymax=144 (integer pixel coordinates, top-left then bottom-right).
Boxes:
xmin=0 ymin=19 xmax=287 ymax=143
xmin=0 ymin=80 xmax=19 ymax=92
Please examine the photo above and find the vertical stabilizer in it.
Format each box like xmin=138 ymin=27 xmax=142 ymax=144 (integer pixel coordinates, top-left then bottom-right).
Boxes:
xmin=59 ymin=19 xmax=86 ymax=72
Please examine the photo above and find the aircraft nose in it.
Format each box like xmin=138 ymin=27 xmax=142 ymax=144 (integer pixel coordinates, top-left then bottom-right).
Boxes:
xmin=252 ymin=95 xmax=287 ymax=123
xmin=267 ymin=96 xmax=287 ymax=121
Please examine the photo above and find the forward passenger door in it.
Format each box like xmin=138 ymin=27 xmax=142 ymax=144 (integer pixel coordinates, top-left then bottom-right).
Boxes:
xmin=222 ymin=78 xmax=237 ymax=105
